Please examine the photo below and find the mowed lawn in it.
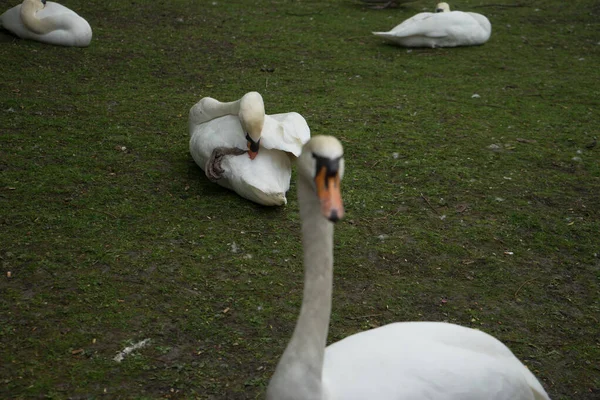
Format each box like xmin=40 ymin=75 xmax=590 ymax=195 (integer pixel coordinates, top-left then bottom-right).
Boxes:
xmin=0 ymin=0 xmax=598 ymax=399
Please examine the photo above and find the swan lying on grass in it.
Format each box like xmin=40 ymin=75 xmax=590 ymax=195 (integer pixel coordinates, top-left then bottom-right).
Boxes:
xmin=188 ymin=92 xmax=310 ymax=206
xmin=1 ymin=0 xmax=92 ymax=47
xmin=373 ymin=2 xmax=491 ymax=48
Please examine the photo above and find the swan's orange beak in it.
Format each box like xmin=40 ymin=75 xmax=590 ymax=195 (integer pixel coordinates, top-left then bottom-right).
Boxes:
xmin=246 ymin=133 xmax=260 ymax=160
xmin=315 ymin=168 xmax=344 ymax=223
xmin=247 ymin=142 xmax=258 ymax=160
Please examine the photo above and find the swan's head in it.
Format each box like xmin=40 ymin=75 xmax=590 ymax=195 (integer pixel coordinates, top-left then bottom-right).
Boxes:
xmin=298 ymin=136 xmax=345 ymax=223
xmin=238 ymin=92 xmax=265 ymax=160
xmin=435 ymin=2 xmax=450 ymax=12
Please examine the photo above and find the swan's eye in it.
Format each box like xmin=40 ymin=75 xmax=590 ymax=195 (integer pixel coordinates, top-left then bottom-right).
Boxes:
xmin=312 ymin=153 xmax=342 ymax=183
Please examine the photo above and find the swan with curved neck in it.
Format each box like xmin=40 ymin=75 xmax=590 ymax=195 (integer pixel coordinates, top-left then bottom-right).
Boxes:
xmin=372 ymin=2 xmax=491 ymax=48
xmin=435 ymin=1 xmax=450 ymax=12
xmin=20 ymin=0 xmax=52 ymax=34
xmin=267 ymin=135 xmax=550 ymax=399
xmin=188 ymin=91 xmax=310 ymax=206
xmin=0 ymin=0 xmax=92 ymax=47
xmin=190 ymin=92 xmax=266 ymax=160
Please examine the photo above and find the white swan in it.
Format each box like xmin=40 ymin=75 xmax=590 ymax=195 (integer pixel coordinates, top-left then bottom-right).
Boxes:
xmin=266 ymin=135 xmax=551 ymax=400
xmin=0 ymin=0 xmax=92 ymax=47
xmin=373 ymin=2 xmax=491 ymax=48
xmin=188 ymin=91 xmax=310 ymax=206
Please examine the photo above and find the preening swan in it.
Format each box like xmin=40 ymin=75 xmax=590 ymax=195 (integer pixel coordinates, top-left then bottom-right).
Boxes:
xmin=188 ymin=91 xmax=310 ymax=206
xmin=266 ymin=135 xmax=550 ymax=400
xmin=373 ymin=2 xmax=491 ymax=48
xmin=0 ymin=0 xmax=92 ymax=47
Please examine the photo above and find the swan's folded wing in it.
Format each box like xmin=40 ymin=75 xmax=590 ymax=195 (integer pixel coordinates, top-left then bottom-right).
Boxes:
xmin=221 ymin=147 xmax=292 ymax=206
xmin=393 ymin=12 xmax=434 ymax=28
xmin=391 ymin=23 xmax=447 ymax=38
xmin=378 ymin=13 xmax=452 ymax=39
xmin=189 ymin=115 xmax=245 ymax=163
xmin=261 ymin=112 xmax=311 ymax=157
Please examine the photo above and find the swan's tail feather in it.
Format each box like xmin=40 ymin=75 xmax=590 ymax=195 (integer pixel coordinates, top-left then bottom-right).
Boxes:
xmin=249 ymin=186 xmax=287 ymax=206
xmin=532 ymin=385 xmax=551 ymax=400
xmin=522 ymin=366 xmax=551 ymax=400
xmin=372 ymin=31 xmax=398 ymax=40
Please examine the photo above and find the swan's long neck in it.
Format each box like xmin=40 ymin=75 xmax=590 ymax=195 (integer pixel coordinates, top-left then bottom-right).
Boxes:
xmin=210 ymin=99 xmax=241 ymax=117
xmin=188 ymin=97 xmax=241 ymax=130
xmin=267 ymin=177 xmax=333 ymax=400
xmin=20 ymin=1 xmax=56 ymax=34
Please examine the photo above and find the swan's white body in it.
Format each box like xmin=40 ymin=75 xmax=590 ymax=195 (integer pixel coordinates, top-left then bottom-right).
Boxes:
xmin=188 ymin=92 xmax=310 ymax=206
xmin=0 ymin=0 xmax=92 ymax=47
xmin=322 ymin=322 xmax=550 ymax=399
xmin=266 ymin=136 xmax=550 ymax=400
xmin=373 ymin=2 xmax=491 ymax=48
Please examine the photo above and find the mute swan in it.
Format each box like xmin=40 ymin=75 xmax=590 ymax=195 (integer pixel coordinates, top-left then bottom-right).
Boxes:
xmin=0 ymin=0 xmax=92 ymax=47
xmin=372 ymin=2 xmax=491 ymax=48
xmin=266 ymin=135 xmax=551 ymax=400
xmin=188 ymin=91 xmax=310 ymax=206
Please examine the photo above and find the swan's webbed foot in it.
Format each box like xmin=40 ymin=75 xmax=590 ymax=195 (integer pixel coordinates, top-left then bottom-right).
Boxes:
xmin=205 ymin=146 xmax=247 ymax=182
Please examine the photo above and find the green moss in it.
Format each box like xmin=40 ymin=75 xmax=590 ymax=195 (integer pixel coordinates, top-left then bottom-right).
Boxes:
xmin=1 ymin=1 xmax=598 ymax=399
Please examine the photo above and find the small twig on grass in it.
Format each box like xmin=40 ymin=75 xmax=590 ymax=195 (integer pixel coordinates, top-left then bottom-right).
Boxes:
xmin=420 ymin=193 xmax=440 ymax=215
xmin=514 ymin=278 xmax=538 ymax=299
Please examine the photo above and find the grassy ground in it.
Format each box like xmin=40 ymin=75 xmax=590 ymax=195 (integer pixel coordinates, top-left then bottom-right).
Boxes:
xmin=1 ymin=0 xmax=598 ymax=398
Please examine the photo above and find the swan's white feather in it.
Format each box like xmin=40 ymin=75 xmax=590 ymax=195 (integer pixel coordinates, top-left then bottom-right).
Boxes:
xmin=261 ymin=112 xmax=310 ymax=157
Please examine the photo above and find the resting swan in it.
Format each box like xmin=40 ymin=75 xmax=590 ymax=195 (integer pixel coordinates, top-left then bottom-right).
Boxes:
xmin=0 ymin=0 xmax=92 ymax=47
xmin=266 ymin=135 xmax=551 ymax=400
xmin=188 ymin=91 xmax=310 ymax=206
xmin=372 ymin=2 xmax=491 ymax=48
